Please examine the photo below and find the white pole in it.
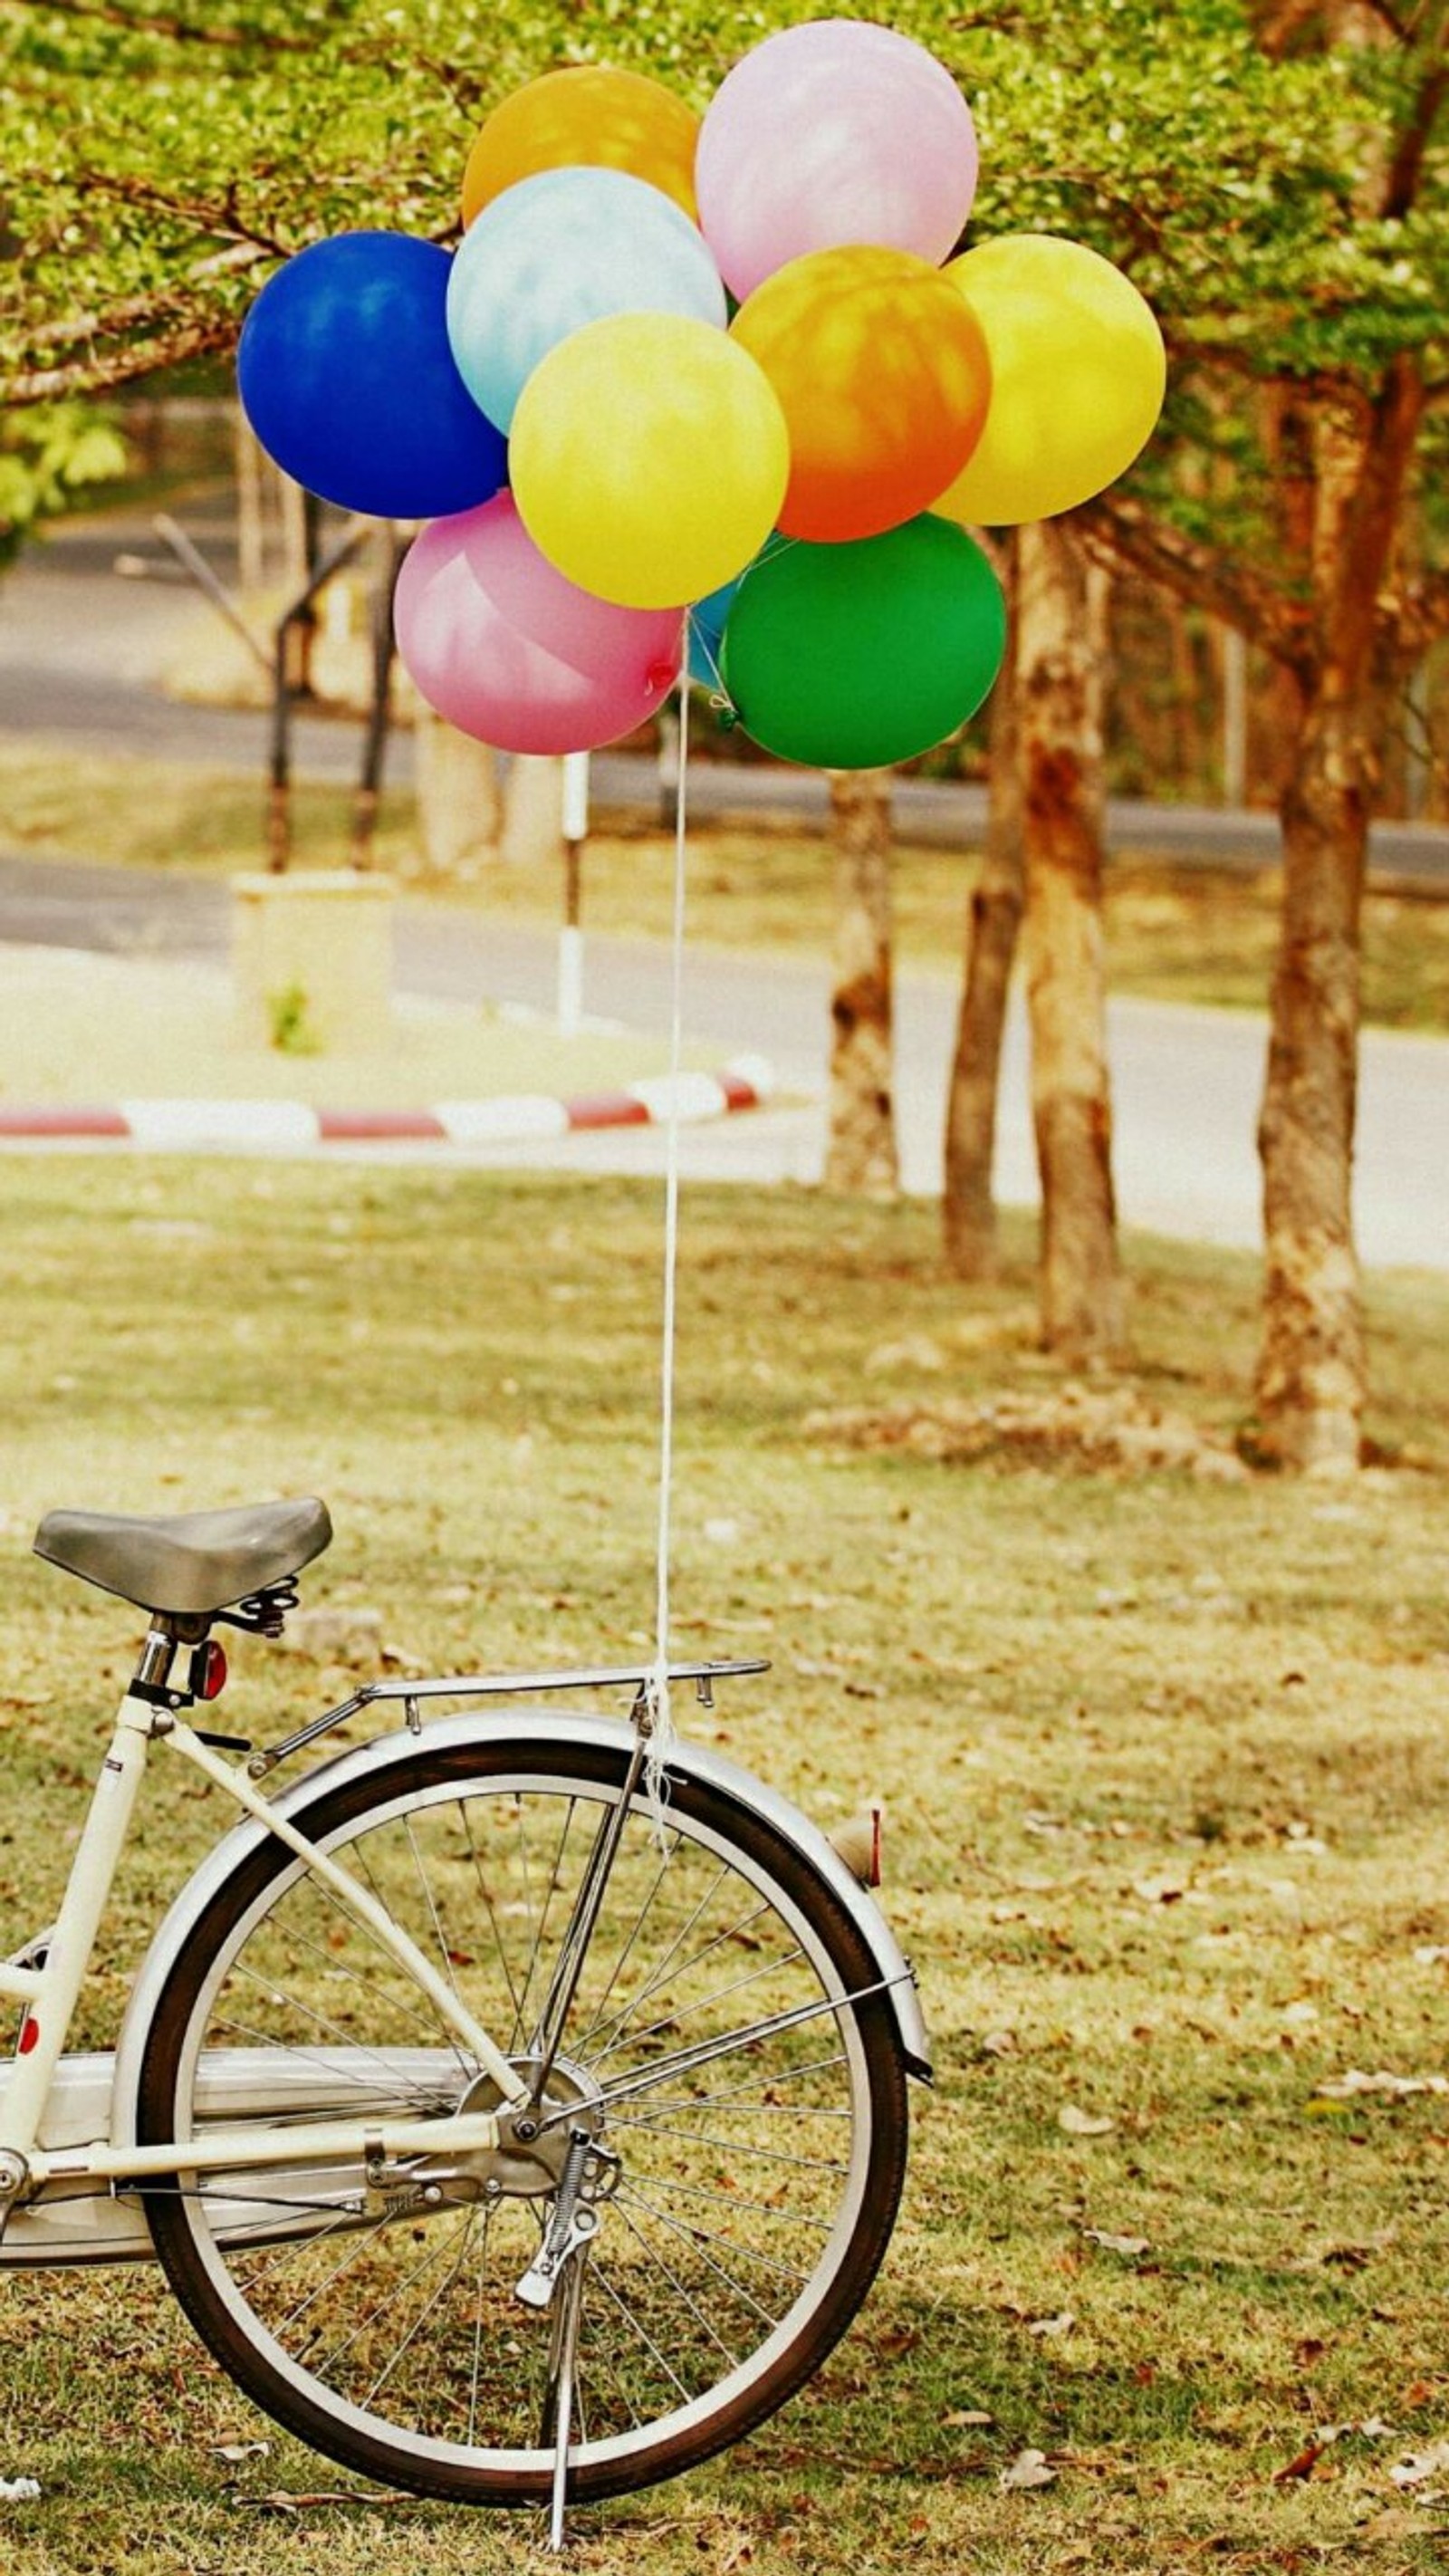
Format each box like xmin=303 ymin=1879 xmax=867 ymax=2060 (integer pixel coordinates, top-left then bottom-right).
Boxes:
xmin=559 ymin=753 xmax=590 ymax=1036
xmin=561 ymin=750 xmax=590 ymax=845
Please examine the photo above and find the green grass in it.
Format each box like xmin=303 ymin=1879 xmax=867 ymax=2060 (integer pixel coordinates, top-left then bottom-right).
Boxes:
xmin=1 ymin=741 xmax=1445 ymax=1029
xmin=0 ymin=1164 xmax=1447 ymax=2571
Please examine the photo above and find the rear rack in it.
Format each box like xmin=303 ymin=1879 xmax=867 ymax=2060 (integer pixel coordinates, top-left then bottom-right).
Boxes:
xmin=246 ymin=1659 xmax=770 ymax=1780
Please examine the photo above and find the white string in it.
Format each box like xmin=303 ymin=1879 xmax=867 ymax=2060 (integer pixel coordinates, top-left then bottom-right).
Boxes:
xmin=644 ymin=645 xmax=692 ymax=1827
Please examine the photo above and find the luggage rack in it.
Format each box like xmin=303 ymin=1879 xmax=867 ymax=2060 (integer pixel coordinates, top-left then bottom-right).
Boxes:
xmin=246 ymin=1658 xmax=771 ymax=1778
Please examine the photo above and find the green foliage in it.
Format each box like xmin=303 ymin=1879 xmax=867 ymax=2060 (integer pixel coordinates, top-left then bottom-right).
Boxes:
xmin=265 ymin=978 xmax=321 ymax=1054
xmin=2 ymin=1 xmax=1445 ymax=399
xmin=0 ymin=401 xmax=128 ymax=567
xmin=0 ymin=2 xmax=1444 ymax=682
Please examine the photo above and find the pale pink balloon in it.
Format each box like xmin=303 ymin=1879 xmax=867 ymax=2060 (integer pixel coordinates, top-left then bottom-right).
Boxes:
xmin=394 ymin=495 xmax=683 ymax=755
xmin=696 ymin=20 xmax=978 ymax=303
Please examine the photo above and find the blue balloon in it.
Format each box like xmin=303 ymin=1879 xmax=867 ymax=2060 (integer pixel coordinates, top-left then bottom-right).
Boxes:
xmin=446 ymin=168 xmax=727 ymax=435
xmin=237 ymin=233 xmax=508 ymax=520
xmin=686 ymin=577 xmax=738 ymax=688
xmin=686 ymin=533 xmax=792 ymax=688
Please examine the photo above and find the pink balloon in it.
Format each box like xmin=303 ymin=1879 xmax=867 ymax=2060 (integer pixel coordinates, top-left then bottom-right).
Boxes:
xmin=696 ymin=20 xmax=978 ymax=303
xmin=395 ymin=495 xmax=683 ymax=755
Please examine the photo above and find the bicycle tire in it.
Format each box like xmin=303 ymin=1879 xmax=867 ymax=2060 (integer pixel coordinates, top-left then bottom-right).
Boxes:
xmin=136 ymin=1734 xmax=909 ymax=2504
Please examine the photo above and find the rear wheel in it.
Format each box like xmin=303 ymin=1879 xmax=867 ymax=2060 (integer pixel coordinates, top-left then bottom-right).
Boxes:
xmin=137 ymin=1735 xmax=909 ymax=2502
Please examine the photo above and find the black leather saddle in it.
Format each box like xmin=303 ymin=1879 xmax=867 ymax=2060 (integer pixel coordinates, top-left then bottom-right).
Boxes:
xmin=34 ymin=1497 xmax=333 ymax=1618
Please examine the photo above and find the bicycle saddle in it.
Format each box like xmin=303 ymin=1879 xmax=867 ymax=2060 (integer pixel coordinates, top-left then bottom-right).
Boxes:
xmin=33 ymin=1497 xmax=332 ymax=1617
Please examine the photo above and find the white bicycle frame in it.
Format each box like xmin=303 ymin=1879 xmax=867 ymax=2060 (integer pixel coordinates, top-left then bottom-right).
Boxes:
xmin=0 ymin=1683 xmax=528 ymax=2208
xmin=0 ymin=1640 xmax=929 ymax=2549
xmin=0 ymin=1648 xmax=928 ymax=2269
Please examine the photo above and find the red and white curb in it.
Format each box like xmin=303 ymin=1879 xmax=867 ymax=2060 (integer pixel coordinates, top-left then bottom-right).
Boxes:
xmin=0 ymin=1057 xmax=775 ymax=1150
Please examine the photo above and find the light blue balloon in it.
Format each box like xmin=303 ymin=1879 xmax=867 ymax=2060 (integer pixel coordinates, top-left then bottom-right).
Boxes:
xmin=446 ymin=167 xmax=727 ymax=435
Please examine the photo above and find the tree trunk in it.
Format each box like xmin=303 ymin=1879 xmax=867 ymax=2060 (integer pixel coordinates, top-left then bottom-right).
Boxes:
xmin=1018 ymin=519 xmax=1124 ymax=1360
xmin=823 ymin=768 xmax=897 ymax=1197
xmin=1253 ymin=367 xmax=1422 ymax=1468
xmin=413 ymin=710 xmax=502 ymax=877
xmin=943 ymin=549 xmax=1022 ymax=1276
xmin=1255 ymin=689 xmax=1368 ymax=1470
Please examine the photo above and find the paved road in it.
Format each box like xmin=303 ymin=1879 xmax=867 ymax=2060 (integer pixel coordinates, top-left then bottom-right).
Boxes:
xmin=5 ymin=501 xmax=1447 ymax=879
xmin=0 ymin=851 xmax=1443 ymax=1271
xmin=1 ymin=501 xmax=1444 ymax=1268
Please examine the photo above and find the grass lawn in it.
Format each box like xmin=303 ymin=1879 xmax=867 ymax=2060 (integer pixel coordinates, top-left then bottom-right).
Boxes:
xmin=1 ymin=740 xmax=1445 ymax=1031
xmin=0 ymin=1164 xmax=1446 ymax=2573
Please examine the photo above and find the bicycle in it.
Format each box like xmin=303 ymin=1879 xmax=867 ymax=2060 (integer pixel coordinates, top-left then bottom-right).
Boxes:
xmin=0 ymin=1493 xmax=929 ymax=2542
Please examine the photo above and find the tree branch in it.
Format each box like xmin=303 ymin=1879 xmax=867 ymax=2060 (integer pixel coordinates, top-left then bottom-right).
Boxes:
xmin=5 ymin=315 xmax=238 ymax=400
xmin=68 ymin=165 xmax=282 ymax=243
xmin=1381 ymin=53 xmax=1449 ymax=217
xmin=12 ymin=240 xmax=270 ymax=358
xmin=1074 ymin=491 xmax=1313 ymax=672
xmin=9 ymin=0 xmax=326 ymax=51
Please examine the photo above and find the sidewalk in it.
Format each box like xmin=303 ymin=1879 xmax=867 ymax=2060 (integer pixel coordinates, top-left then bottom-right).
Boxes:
xmin=0 ymin=943 xmax=774 ymax=1151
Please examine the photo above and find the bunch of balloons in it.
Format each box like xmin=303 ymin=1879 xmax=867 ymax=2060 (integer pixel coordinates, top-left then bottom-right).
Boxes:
xmin=235 ymin=18 xmax=1166 ymax=771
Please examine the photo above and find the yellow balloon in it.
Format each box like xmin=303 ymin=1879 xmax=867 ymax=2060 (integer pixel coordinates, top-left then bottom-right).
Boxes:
xmin=934 ymin=235 xmax=1166 ymax=527
xmin=509 ymin=312 xmax=791 ymax=611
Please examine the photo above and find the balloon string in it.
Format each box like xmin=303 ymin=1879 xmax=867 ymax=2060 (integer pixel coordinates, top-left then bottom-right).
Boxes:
xmin=645 ymin=639 xmax=691 ymax=1831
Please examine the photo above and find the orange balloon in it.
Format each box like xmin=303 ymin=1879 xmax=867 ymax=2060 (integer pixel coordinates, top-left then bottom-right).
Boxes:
xmin=461 ymin=68 xmax=701 ymax=228
xmin=729 ymin=245 xmax=992 ymax=544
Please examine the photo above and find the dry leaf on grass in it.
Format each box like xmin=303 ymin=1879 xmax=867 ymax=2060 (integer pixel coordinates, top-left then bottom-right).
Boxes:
xmin=943 ymin=2409 xmax=995 ymax=2429
xmin=1358 ymin=2508 xmax=1439 ymax=2542
xmin=1060 ymin=2104 xmax=1116 ymax=2137
xmin=1273 ymin=2438 xmax=1333 ymax=2485
xmin=1313 ymin=2070 xmax=1449 ymax=2102
xmin=1082 ymin=2227 xmax=1150 ymax=2257
xmin=1000 ymin=2448 xmax=1056 ymax=2492
xmin=1270 ymin=2421 xmax=1396 ymax=2484
xmin=1028 ymin=2311 xmax=1077 ymax=2339
xmin=233 ymin=2489 xmax=401 ymax=2514
xmin=1392 ymin=2438 xmax=1449 ymax=2491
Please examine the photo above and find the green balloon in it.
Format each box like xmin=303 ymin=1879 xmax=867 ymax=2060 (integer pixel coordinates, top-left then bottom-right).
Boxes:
xmin=719 ymin=516 xmax=1006 ymax=771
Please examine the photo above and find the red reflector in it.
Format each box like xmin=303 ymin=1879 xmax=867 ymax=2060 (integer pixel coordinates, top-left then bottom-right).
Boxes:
xmin=196 ymin=1640 xmax=228 ymax=1702
xmin=18 ymin=2015 xmax=39 ymax=2056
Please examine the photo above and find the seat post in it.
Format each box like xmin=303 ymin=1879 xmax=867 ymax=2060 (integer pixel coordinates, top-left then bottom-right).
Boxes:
xmin=134 ymin=1620 xmax=181 ymax=1696
xmin=132 ymin=1612 xmax=206 ymax=1701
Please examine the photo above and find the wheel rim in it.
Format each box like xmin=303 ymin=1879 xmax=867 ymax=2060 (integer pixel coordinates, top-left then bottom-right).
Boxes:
xmin=155 ymin=1760 xmax=883 ymax=2484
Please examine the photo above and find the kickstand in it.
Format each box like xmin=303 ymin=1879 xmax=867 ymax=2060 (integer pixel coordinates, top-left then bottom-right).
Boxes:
xmin=544 ymin=2247 xmax=589 ymax=2552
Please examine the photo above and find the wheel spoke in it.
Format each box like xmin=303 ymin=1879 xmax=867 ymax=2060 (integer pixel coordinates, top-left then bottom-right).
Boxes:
xmin=606 ymin=2195 xmax=746 ymax=2355
xmin=571 ymin=1850 xmax=724 ymax=2059
xmin=585 ymin=1944 xmax=808 ymax=2069
xmin=139 ymin=1747 xmax=902 ymax=2502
